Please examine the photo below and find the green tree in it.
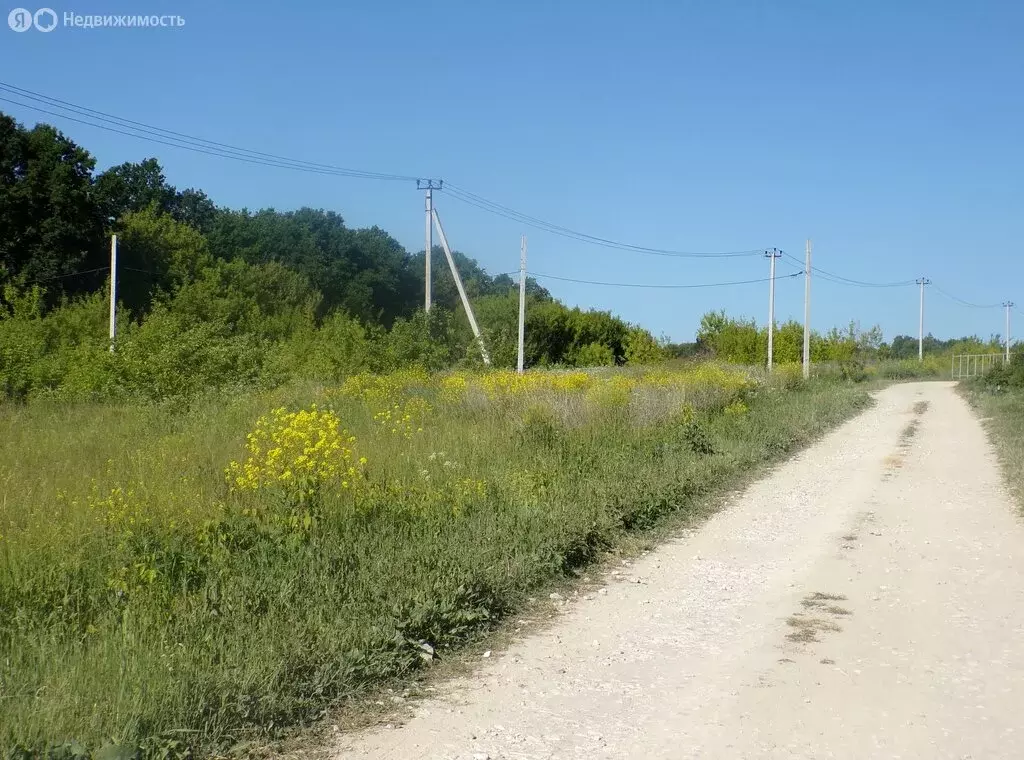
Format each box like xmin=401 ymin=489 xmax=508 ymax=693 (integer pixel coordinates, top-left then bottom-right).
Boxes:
xmin=773 ymin=320 xmax=804 ymax=364
xmin=94 ymin=158 xmax=217 ymax=232
xmin=94 ymin=158 xmax=176 ymax=219
xmin=572 ymin=341 xmax=616 ymax=367
xmin=624 ymin=326 xmax=665 ymax=365
xmin=0 ymin=113 xmax=106 ymax=293
xmin=165 ymin=258 xmax=318 ymax=342
xmin=473 ymin=291 xmax=522 ymax=369
xmin=269 ymin=311 xmax=372 ymax=383
xmin=207 ymin=208 xmax=416 ymax=325
xmin=375 ymin=309 xmax=461 ymax=372
xmin=116 ymin=207 xmax=214 ymax=315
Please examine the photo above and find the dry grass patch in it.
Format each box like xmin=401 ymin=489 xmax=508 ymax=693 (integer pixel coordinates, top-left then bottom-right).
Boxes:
xmin=900 ymin=419 xmax=920 ymax=443
xmin=786 ymin=615 xmax=841 ymax=643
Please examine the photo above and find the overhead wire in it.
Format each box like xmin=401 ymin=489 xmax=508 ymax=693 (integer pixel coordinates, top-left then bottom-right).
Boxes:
xmin=526 ymin=271 xmax=803 ymax=289
xmin=21 ymin=265 xmax=164 ymax=287
xmin=0 ymin=83 xmax=1015 ymax=310
xmin=443 ymin=183 xmax=765 ymax=259
xmin=28 ymin=266 xmax=110 ymax=284
xmin=0 ymin=83 xmax=419 ymax=182
xmin=780 ymin=251 xmax=916 ymax=288
xmin=1 ymin=83 xmax=772 ymax=262
xmin=930 ymin=284 xmax=1002 ymax=309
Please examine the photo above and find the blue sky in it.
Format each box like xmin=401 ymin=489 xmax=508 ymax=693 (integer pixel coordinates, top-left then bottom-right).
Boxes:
xmin=2 ymin=1 xmax=1022 ymax=342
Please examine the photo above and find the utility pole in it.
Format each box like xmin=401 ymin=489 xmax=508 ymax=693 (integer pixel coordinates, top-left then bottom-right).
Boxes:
xmin=916 ymin=277 xmax=931 ymax=361
xmin=1005 ymin=301 xmax=1015 ymax=362
xmin=108 ymin=233 xmax=118 ymax=352
xmin=431 ymin=207 xmax=491 ymax=366
xmin=765 ymin=248 xmax=782 ymax=372
xmin=517 ymin=236 xmax=527 ymax=374
xmin=803 ymin=239 xmax=812 ymax=379
xmin=417 ymin=179 xmax=442 ymax=312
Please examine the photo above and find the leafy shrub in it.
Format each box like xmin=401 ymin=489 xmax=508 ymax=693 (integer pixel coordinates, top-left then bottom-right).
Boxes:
xmin=979 ymin=352 xmax=1024 ymax=390
xmin=572 ymin=341 xmax=616 ymax=367
xmin=838 ymin=359 xmax=868 ymax=383
xmin=624 ymin=327 xmax=665 ymax=365
xmin=268 ymin=311 xmax=372 ymax=383
xmin=112 ymin=308 xmax=270 ymax=400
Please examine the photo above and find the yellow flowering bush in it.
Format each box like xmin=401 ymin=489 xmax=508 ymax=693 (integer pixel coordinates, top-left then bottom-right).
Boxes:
xmin=81 ymin=484 xmax=163 ymax=597
xmin=548 ymin=371 xmax=593 ymax=393
xmin=439 ymin=373 xmax=469 ymax=403
xmin=478 ymin=370 xmax=535 ymax=398
xmin=586 ymin=374 xmax=636 ymax=408
xmin=472 ymin=369 xmax=595 ymax=399
xmin=373 ymin=395 xmax=431 ymax=438
xmin=339 ymin=368 xmax=430 ymax=406
xmin=88 ymin=484 xmax=150 ymax=545
xmin=226 ymin=405 xmax=366 ymax=496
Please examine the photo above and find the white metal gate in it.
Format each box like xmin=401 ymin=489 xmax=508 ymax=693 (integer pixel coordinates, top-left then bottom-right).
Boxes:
xmin=951 ymin=353 xmax=1011 ymax=380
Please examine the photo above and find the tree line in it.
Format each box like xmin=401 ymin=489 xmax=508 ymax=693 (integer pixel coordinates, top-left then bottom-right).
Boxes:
xmin=680 ymin=310 xmax=1004 ymax=365
xmin=0 ymin=112 xmax=663 ymax=401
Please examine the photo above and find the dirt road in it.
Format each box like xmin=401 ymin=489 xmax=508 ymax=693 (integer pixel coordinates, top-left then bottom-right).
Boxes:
xmin=332 ymin=382 xmax=1024 ymax=759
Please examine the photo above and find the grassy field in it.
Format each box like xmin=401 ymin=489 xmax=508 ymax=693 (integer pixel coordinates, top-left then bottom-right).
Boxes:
xmin=963 ymin=354 xmax=1024 ymax=510
xmin=0 ymin=363 xmax=870 ymax=756
xmin=967 ymin=387 xmax=1024 ymax=510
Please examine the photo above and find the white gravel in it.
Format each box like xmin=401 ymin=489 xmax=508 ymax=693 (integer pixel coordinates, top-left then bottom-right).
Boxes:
xmin=331 ymin=382 xmax=1024 ymax=759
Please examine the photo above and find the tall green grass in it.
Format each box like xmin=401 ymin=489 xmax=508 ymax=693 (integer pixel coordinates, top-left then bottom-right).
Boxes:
xmin=0 ymin=367 xmax=869 ymax=756
xmin=970 ymin=389 xmax=1024 ymax=509
xmin=965 ymin=353 xmax=1024 ymax=509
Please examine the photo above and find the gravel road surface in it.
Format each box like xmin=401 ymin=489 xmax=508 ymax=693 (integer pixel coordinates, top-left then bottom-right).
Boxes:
xmin=332 ymin=382 xmax=1024 ymax=759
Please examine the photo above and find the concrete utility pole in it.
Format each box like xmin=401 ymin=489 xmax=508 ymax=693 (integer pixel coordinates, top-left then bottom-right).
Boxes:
xmin=803 ymin=239 xmax=812 ymax=379
xmin=765 ymin=248 xmax=782 ymax=372
xmin=108 ymin=233 xmax=118 ymax=352
xmin=916 ymin=277 xmax=931 ymax=361
xmin=431 ymin=207 xmax=491 ymax=366
xmin=517 ymin=235 xmax=527 ymax=375
xmin=417 ymin=179 xmax=442 ymax=312
xmin=1005 ymin=302 xmax=1015 ymax=362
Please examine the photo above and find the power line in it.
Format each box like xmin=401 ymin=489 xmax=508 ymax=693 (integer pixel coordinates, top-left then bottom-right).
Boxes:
xmin=780 ymin=251 xmax=915 ymax=288
xmin=1 ymin=82 xmax=1012 ymax=309
xmin=781 ymin=251 xmax=1014 ymax=316
xmin=0 ymin=83 xmax=420 ymax=182
xmin=2 ymin=82 xmax=773 ymax=262
xmin=815 ymin=270 xmax=915 ymax=288
xmin=443 ymin=184 xmax=765 ymax=259
xmin=527 ymin=271 xmax=803 ymax=289
xmin=931 ymin=284 xmax=1002 ymax=309
xmin=27 ymin=266 xmax=110 ymax=284
xmin=16 ymin=265 xmax=159 ymax=286
xmin=0 ymin=94 xmax=420 ymax=182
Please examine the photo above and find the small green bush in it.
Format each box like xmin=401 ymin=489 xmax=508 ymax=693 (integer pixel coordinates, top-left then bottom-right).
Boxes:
xmin=978 ymin=352 xmax=1024 ymax=390
xmin=572 ymin=341 xmax=616 ymax=367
